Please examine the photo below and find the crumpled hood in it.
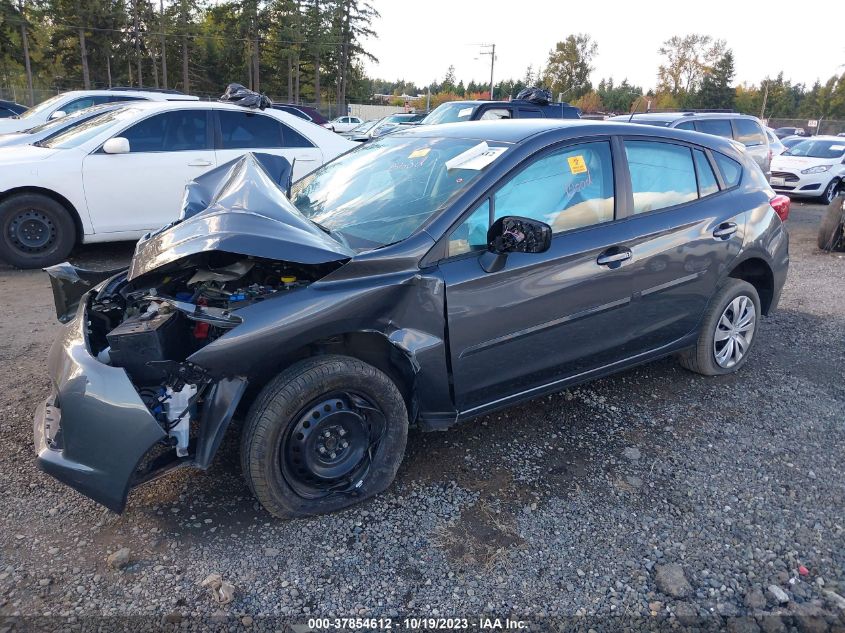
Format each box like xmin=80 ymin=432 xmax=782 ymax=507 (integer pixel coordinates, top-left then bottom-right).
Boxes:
xmin=127 ymin=152 xmax=354 ymax=281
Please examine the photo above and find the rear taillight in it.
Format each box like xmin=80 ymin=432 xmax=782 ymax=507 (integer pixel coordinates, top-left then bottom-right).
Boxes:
xmin=770 ymin=194 xmax=790 ymax=222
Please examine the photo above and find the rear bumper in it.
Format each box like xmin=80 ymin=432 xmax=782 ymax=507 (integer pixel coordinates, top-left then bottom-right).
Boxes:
xmin=34 ymin=298 xmax=167 ymax=512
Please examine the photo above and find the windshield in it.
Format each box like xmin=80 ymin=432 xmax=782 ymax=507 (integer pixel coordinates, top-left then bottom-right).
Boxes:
xmin=291 ymin=135 xmax=507 ymax=248
xmin=16 ymin=93 xmax=67 ymax=120
xmin=24 ymin=107 xmax=97 ymax=134
xmin=783 ymin=139 xmax=845 ymax=159
xmin=39 ymin=107 xmax=138 ymax=149
xmin=421 ymin=103 xmax=477 ymax=125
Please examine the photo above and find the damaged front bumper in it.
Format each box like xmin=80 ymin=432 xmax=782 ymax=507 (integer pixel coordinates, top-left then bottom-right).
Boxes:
xmin=34 ymin=295 xmax=246 ymax=512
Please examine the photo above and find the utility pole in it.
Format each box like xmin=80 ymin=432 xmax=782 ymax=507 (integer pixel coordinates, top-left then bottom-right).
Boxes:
xmin=18 ymin=0 xmax=34 ymax=106
xmin=134 ymin=0 xmax=142 ymax=87
xmin=760 ymin=80 xmax=769 ymax=120
xmin=478 ymin=43 xmax=496 ymax=99
xmin=160 ymin=0 xmax=168 ymax=89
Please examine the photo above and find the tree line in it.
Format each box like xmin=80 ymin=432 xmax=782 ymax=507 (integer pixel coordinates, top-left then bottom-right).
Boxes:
xmin=375 ymin=33 xmax=845 ymax=122
xmin=0 ymin=0 xmax=378 ymax=108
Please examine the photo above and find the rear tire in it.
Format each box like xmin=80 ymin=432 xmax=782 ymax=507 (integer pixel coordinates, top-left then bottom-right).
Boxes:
xmin=240 ymin=355 xmax=408 ymax=519
xmin=0 ymin=193 xmax=76 ymax=268
xmin=817 ymin=195 xmax=845 ymax=251
xmin=678 ymin=279 xmax=761 ymax=376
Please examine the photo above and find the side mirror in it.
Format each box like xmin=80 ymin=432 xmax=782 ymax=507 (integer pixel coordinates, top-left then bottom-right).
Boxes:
xmin=49 ymin=110 xmax=67 ymax=120
xmin=480 ymin=216 xmax=552 ymax=273
xmin=102 ymin=137 xmax=130 ymax=154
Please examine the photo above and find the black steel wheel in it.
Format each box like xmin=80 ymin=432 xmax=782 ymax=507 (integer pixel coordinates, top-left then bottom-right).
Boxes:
xmin=0 ymin=193 xmax=76 ymax=268
xmin=241 ymin=355 xmax=408 ymax=519
xmin=281 ymin=391 xmax=385 ymax=499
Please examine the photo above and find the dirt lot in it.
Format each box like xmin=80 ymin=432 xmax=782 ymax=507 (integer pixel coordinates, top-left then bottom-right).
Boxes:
xmin=0 ymin=201 xmax=843 ymax=630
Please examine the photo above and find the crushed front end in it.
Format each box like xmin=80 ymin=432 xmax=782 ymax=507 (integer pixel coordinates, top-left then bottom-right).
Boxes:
xmin=34 ymin=153 xmax=352 ymax=511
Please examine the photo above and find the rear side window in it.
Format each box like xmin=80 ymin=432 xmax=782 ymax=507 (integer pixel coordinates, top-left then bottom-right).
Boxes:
xmin=625 ymin=140 xmax=698 ymax=213
xmin=121 ymin=110 xmax=208 ymax=152
xmin=695 ymin=119 xmax=733 ymax=139
xmin=734 ymin=119 xmax=765 ymax=147
xmin=281 ymin=122 xmax=314 ymax=148
xmin=714 ymin=152 xmax=742 ymax=188
xmin=219 ymin=111 xmax=283 ymax=149
xmin=519 ymin=108 xmax=543 ymax=119
xmin=693 ymin=149 xmax=719 ymax=197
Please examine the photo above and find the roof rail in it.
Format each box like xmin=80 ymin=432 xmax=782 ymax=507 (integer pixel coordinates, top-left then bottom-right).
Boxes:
xmin=638 ymin=108 xmax=738 ymax=115
xmin=107 ymin=87 xmax=186 ymax=95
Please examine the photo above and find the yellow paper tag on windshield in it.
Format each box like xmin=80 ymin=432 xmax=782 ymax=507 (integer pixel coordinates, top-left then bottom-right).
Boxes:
xmin=409 ymin=148 xmax=431 ymax=159
xmin=568 ymin=155 xmax=588 ymax=174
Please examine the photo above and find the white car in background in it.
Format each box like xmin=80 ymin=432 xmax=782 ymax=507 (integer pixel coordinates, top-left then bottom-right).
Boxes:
xmin=0 ymin=101 xmax=355 ymax=267
xmin=770 ymin=136 xmax=845 ymax=205
xmin=0 ymin=89 xmax=199 ymax=134
xmin=328 ymin=115 xmax=363 ymax=133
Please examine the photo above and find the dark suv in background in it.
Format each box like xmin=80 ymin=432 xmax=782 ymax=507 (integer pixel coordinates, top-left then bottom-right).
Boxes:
xmin=421 ymin=99 xmax=580 ymax=125
xmin=611 ymin=112 xmax=772 ymax=177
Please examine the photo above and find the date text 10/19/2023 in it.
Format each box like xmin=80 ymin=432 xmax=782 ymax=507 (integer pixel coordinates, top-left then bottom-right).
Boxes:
xmin=306 ymin=617 xmax=528 ymax=630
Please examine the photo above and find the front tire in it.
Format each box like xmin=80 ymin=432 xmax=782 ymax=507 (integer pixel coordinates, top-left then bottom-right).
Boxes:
xmin=820 ymin=178 xmax=840 ymax=205
xmin=817 ymin=195 xmax=845 ymax=251
xmin=240 ymin=355 xmax=408 ymax=519
xmin=0 ymin=193 xmax=76 ymax=268
xmin=678 ymin=279 xmax=762 ymax=376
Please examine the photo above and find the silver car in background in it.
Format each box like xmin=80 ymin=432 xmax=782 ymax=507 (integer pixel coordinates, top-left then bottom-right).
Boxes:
xmin=610 ymin=111 xmax=772 ymax=177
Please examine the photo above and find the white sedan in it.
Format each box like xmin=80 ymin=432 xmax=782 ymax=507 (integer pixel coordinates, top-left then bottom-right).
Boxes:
xmin=0 ymin=89 xmax=198 ymax=134
xmin=0 ymin=101 xmax=355 ymax=267
xmin=328 ymin=115 xmax=364 ymax=133
xmin=770 ymin=136 xmax=845 ymax=205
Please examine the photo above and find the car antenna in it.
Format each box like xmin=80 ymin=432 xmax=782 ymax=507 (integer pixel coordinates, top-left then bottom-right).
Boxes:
xmin=628 ymin=98 xmax=650 ymax=123
xmin=628 ymin=95 xmax=650 ymax=123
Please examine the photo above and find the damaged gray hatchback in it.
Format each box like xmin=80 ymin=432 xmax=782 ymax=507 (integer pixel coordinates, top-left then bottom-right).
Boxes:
xmin=35 ymin=120 xmax=789 ymax=518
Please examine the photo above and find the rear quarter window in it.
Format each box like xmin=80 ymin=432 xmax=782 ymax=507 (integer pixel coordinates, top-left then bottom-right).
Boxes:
xmin=713 ymin=152 xmax=742 ymax=188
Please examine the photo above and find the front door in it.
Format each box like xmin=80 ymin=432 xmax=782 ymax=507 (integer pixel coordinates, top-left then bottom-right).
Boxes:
xmin=438 ymin=139 xmax=635 ymax=412
xmin=214 ymin=109 xmax=323 ymax=181
xmin=82 ymin=109 xmax=215 ymax=233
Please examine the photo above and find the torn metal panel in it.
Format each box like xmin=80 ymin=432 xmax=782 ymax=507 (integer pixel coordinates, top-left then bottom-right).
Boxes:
xmin=43 ymin=263 xmax=126 ymax=323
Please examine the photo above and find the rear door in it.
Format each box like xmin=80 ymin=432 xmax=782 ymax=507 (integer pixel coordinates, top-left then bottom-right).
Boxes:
xmin=214 ymin=108 xmax=322 ymax=180
xmin=82 ymin=108 xmax=216 ymax=233
xmin=439 ymin=138 xmax=635 ymax=411
xmin=617 ymin=138 xmax=745 ymax=353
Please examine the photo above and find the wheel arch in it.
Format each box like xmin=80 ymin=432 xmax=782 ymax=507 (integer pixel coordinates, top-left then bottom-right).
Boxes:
xmin=727 ymin=256 xmax=775 ymax=315
xmin=243 ymin=330 xmax=418 ymax=424
xmin=0 ymin=186 xmax=85 ymax=242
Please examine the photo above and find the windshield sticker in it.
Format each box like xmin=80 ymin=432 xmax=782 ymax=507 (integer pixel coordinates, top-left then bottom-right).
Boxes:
xmin=445 ymin=142 xmax=508 ymax=171
xmin=458 ymin=107 xmax=474 ymax=118
xmin=408 ymin=147 xmax=431 ymax=159
xmin=830 ymin=145 xmax=845 ymax=151
xmin=567 ymin=155 xmax=588 ymax=175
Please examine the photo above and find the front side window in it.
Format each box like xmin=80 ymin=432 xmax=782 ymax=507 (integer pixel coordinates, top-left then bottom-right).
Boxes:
xmin=625 ymin=140 xmax=698 ymax=213
xmin=64 ymin=95 xmax=111 ymax=114
xmin=479 ymin=108 xmax=512 ymax=120
xmin=219 ymin=111 xmax=283 ymax=149
xmin=449 ymin=199 xmax=490 ymax=256
xmin=292 ymin=136 xmax=501 ymax=248
xmin=676 ymin=121 xmax=695 ymax=131
xmin=121 ymin=110 xmax=208 ymax=152
xmin=695 ymin=119 xmax=733 ymax=139
xmin=734 ymin=119 xmax=765 ymax=147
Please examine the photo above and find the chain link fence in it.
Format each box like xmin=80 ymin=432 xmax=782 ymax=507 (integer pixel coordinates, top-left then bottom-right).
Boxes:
xmin=766 ymin=118 xmax=845 ymax=136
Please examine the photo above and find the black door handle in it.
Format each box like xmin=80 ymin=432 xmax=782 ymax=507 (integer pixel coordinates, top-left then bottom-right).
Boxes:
xmin=713 ymin=222 xmax=738 ymax=239
xmin=596 ymin=248 xmax=632 ymax=267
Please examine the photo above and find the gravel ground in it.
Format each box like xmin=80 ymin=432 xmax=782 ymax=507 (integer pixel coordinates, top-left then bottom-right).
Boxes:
xmin=0 ymin=201 xmax=843 ymax=631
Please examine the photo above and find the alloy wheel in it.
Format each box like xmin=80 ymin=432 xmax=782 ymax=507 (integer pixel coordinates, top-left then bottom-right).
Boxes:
xmin=713 ymin=295 xmax=756 ymax=368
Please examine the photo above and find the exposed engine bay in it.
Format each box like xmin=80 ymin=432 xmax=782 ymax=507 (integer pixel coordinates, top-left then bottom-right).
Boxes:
xmin=83 ymin=252 xmax=339 ymax=458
